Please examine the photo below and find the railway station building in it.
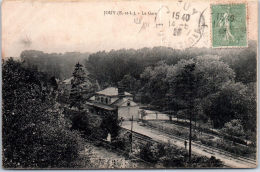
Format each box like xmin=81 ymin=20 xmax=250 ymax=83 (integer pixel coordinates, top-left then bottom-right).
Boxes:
xmin=86 ymin=87 xmax=139 ymax=121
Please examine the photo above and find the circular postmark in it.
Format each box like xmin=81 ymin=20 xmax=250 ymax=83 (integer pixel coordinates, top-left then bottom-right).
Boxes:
xmin=153 ymin=2 xmax=208 ymax=49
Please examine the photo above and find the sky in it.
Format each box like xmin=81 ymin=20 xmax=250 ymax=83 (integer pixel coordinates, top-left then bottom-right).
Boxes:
xmin=1 ymin=0 xmax=258 ymax=58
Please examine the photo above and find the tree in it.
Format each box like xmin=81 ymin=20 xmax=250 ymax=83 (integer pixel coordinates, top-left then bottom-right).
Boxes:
xmin=243 ymin=82 xmax=256 ymax=134
xmin=71 ymin=111 xmax=92 ymax=136
xmin=140 ymin=61 xmax=171 ymax=107
xmin=69 ymin=63 xmax=87 ymax=110
xmin=221 ymin=119 xmax=245 ymax=142
xmin=2 ymin=58 xmax=87 ymax=168
xmin=220 ymin=41 xmax=257 ymax=83
xmin=139 ymin=142 xmax=159 ymax=163
xmin=167 ymin=57 xmax=238 ymax=127
xmin=119 ymin=74 xmax=141 ymax=94
xmin=195 ymin=56 xmax=235 ymax=98
xmin=100 ymin=111 xmax=121 ymax=139
xmin=171 ymin=62 xmax=197 ymax=163
xmin=21 ymin=50 xmax=90 ymax=80
xmin=204 ymin=81 xmax=249 ymax=128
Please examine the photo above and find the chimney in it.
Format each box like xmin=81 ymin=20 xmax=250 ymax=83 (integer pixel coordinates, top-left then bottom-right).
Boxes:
xmin=118 ymin=82 xmax=125 ymax=98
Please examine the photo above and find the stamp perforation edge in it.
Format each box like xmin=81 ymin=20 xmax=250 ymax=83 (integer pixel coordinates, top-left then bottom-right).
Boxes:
xmin=210 ymin=2 xmax=249 ymax=48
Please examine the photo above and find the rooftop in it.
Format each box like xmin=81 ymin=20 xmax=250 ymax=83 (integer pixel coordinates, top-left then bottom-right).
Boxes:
xmin=112 ymin=98 xmax=137 ymax=107
xmin=62 ymin=77 xmax=73 ymax=84
xmin=96 ymin=87 xmax=132 ymax=97
xmin=85 ymin=101 xmax=116 ymax=111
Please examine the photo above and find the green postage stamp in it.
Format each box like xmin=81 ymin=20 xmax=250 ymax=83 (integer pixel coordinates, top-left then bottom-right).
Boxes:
xmin=211 ymin=3 xmax=247 ymax=47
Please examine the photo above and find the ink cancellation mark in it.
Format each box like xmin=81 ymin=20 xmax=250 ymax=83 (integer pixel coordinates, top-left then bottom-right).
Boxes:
xmin=105 ymin=2 xmax=209 ymax=49
xmin=152 ymin=2 xmax=208 ymax=49
xmin=211 ymin=3 xmax=247 ymax=48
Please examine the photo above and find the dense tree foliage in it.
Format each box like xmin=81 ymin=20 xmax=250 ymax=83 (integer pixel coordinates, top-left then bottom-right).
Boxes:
xmin=80 ymin=44 xmax=256 ymax=139
xmin=21 ymin=50 xmax=89 ymax=80
xmin=139 ymin=56 xmax=255 ymax=139
xmin=68 ymin=62 xmax=120 ymax=140
xmin=2 ymin=59 xmax=87 ymax=168
xmin=140 ymin=61 xmax=171 ymax=106
xmin=18 ymin=41 xmax=256 ymax=141
xmin=19 ymin=41 xmax=256 ymax=86
xmin=221 ymin=119 xmax=245 ymax=139
xmin=69 ymin=62 xmax=99 ymax=109
xmin=70 ymin=110 xmax=121 ymax=141
xmin=84 ymin=41 xmax=255 ymax=87
xmin=99 ymin=111 xmax=121 ymax=139
xmin=204 ymin=82 xmax=251 ymax=128
xmin=139 ymin=142 xmax=223 ymax=167
xmin=220 ymin=41 xmax=257 ymax=83
xmin=70 ymin=63 xmax=88 ymax=109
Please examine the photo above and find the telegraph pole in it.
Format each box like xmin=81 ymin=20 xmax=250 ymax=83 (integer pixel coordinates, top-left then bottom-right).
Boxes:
xmin=188 ymin=64 xmax=195 ymax=165
xmin=189 ymin=106 xmax=192 ymax=164
xmin=130 ymin=115 xmax=133 ymax=153
xmin=173 ymin=63 xmax=196 ymax=165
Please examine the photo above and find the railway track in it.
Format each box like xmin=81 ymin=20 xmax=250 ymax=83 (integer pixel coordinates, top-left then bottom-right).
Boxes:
xmin=155 ymin=120 xmax=248 ymax=148
xmin=144 ymin=124 xmax=256 ymax=165
xmin=121 ymin=124 xmax=256 ymax=168
xmin=121 ymin=127 xmax=154 ymax=142
xmin=149 ymin=123 xmax=256 ymax=164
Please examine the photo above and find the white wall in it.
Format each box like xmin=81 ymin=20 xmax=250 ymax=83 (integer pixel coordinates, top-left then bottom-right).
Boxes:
xmin=118 ymin=106 xmax=139 ymax=121
xmin=110 ymin=97 xmax=118 ymax=104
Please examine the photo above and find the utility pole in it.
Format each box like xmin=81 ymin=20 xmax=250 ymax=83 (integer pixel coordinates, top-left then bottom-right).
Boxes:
xmin=187 ymin=64 xmax=195 ymax=165
xmin=130 ymin=115 xmax=133 ymax=154
xmin=173 ymin=63 xmax=196 ymax=165
xmin=189 ymin=106 xmax=192 ymax=164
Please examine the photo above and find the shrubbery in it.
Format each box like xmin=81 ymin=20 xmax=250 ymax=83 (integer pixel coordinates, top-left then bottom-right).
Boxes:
xmin=145 ymin=120 xmax=256 ymax=158
xmin=2 ymin=59 xmax=88 ymax=168
xmin=138 ymin=142 xmax=223 ymax=168
xmin=139 ymin=142 xmax=160 ymax=163
xmin=200 ymin=137 xmax=256 ymax=158
xmin=111 ymin=131 xmax=131 ymax=151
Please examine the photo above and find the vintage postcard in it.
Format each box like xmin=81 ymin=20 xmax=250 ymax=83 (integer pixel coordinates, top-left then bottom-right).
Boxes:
xmin=1 ymin=0 xmax=258 ymax=169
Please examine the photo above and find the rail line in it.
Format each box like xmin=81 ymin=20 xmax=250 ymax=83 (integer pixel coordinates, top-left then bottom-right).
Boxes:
xmin=152 ymin=120 xmax=249 ymax=148
xmin=121 ymin=124 xmax=256 ymax=168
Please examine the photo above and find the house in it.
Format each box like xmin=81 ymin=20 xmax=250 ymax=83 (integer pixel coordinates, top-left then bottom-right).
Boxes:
xmin=59 ymin=77 xmax=73 ymax=97
xmin=59 ymin=75 xmax=100 ymax=100
xmin=86 ymin=87 xmax=139 ymax=120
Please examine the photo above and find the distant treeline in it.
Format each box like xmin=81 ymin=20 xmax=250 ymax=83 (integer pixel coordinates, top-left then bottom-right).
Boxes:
xmin=19 ymin=41 xmax=256 ymax=85
xmin=20 ymin=50 xmax=90 ymax=80
xmin=85 ymin=41 xmax=256 ymax=86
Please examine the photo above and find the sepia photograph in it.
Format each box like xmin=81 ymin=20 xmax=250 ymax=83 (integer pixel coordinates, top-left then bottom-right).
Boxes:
xmin=1 ymin=0 xmax=258 ymax=169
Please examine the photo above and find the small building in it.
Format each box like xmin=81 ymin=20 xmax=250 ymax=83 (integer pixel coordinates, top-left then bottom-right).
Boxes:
xmin=59 ymin=77 xmax=73 ymax=97
xmin=86 ymin=87 xmax=139 ymax=120
xmin=59 ymin=75 xmax=100 ymax=100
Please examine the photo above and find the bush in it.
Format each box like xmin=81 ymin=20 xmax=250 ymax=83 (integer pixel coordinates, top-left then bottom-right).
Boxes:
xmin=139 ymin=143 xmax=159 ymax=163
xmin=111 ymin=131 xmax=131 ymax=151
xmin=32 ymin=124 xmax=85 ymax=168
xmin=201 ymin=139 xmax=214 ymax=147
xmin=3 ymin=104 xmax=87 ymax=168
xmin=191 ymin=156 xmax=223 ymax=168
xmin=201 ymin=137 xmax=256 ymax=158
xmin=2 ymin=59 xmax=88 ymax=168
xmin=137 ymin=141 xmax=223 ymax=168
xmin=223 ymin=135 xmax=247 ymax=145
